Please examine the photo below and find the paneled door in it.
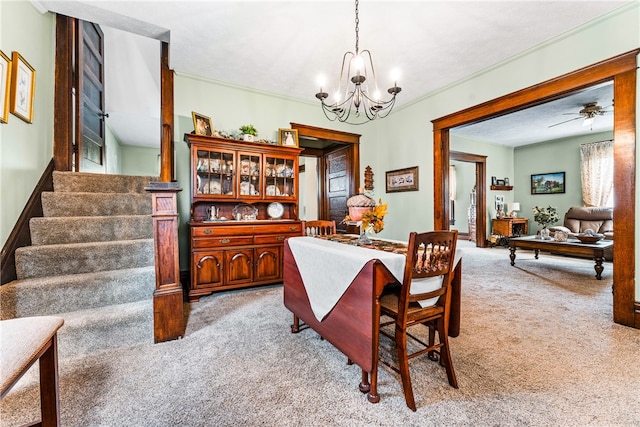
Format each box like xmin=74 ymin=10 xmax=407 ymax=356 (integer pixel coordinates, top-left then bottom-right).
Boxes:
xmin=324 ymin=146 xmax=351 ymax=232
xmin=77 ymin=20 xmax=106 ymax=172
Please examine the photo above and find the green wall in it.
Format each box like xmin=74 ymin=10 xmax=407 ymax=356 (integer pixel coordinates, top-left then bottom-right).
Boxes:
xmin=120 ymin=145 xmax=160 ymax=177
xmin=0 ymin=1 xmax=55 ymax=246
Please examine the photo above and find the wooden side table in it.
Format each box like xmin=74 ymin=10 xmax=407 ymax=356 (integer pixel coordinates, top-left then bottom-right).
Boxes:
xmin=492 ymin=217 xmax=529 ymax=237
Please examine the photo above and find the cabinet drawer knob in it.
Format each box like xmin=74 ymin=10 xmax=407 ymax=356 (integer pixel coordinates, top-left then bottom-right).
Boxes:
xmin=276 ymin=235 xmax=285 ymax=241
xmin=219 ymin=238 xmax=231 ymax=244
xmin=289 ymin=226 xmax=298 ymax=231
xmin=203 ymin=229 xmax=212 ymax=235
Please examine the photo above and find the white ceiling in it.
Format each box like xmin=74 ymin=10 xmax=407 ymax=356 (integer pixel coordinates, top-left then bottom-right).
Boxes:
xmin=36 ymin=0 xmax=627 ymax=148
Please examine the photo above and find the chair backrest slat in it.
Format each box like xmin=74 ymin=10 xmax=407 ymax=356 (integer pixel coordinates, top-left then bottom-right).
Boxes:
xmin=302 ymin=220 xmax=337 ymax=237
xmin=400 ymin=230 xmax=458 ymax=310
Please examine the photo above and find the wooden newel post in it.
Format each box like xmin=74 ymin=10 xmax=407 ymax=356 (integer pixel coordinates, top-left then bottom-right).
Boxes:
xmin=145 ymin=182 xmax=184 ymax=343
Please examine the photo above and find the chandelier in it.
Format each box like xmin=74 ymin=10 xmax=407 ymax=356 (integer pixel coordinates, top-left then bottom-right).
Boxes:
xmin=315 ymin=0 xmax=401 ymax=125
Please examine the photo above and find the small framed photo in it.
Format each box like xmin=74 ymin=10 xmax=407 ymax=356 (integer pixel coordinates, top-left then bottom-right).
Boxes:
xmin=0 ymin=50 xmax=11 ymax=124
xmin=504 ymin=177 xmax=510 ymax=185
xmin=386 ymin=166 xmax=419 ymax=193
xmin=278 ymin=128 xmax=299 ymax=147
xmin=531 ymin=171 xmax=565 ymax=194
xmin=496 ymin=179 xmax=506 ymax=186
xmin=9 ymin=51 xmax=35 ymax=123
xmin=491 ymin=176 xmax=497 ymax=186
xmin=192 ymin=112 xmax=213 ymax=136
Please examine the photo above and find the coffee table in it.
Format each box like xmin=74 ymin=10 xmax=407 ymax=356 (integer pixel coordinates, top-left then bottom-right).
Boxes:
xmin=508 ymin=236 xmax=613 ymax=280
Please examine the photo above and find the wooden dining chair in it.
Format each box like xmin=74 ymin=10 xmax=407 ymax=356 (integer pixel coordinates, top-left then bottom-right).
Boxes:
xmin=378 ymin=230 xmax=458 ymax=411
xmin=301 ymin=220 xmax=336 ymax=237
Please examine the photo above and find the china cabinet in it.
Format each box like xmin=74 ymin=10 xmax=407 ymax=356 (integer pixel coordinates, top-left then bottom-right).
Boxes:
xmin=184 ymin=134 xmax=303 ymax=301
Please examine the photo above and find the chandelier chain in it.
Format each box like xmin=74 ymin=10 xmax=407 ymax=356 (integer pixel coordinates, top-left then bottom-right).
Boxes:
xmin=354 ymin=0 xmax=359 ymax=53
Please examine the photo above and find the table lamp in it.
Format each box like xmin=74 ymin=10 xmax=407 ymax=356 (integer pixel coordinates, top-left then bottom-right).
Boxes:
xmin=508 ymin=202 xmax=520 ymax=217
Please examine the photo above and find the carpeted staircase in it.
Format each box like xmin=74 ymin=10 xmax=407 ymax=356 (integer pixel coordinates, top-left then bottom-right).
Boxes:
xmin=0 ymin=171 xmax=158 ymax=355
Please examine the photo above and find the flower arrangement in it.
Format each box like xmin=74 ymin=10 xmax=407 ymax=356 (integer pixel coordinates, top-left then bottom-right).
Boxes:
xmin=342 ymin=198 xmax=388 ymax=233
xmin=361 ymin=199 xmax=388 ymax=233
xmin=532 ymin=205 xmax=559 ymax=228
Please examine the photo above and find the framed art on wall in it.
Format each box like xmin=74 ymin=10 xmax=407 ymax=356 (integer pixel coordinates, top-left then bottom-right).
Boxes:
xmin=531 ymin=171 xmax=565 ymax=194
xmin=278 ymin=128 xmax=299 ymax=147
xmin=386 ymin=166 xmax=419 ymax=193
xmin=9 ymin=51 xmax=35 ymax=123
xmin=0 ymin=50 xmax=11 ymax=124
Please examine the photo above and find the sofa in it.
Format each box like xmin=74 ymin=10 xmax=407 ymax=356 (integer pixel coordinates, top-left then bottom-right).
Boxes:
xmin=550 ymin=206 xmax=613 ymax=240
xmin=550 ymin=206 xmax=613 ymax=260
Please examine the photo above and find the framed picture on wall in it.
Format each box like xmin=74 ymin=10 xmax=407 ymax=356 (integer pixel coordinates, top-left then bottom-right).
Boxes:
xmin=0 ymin=50 xmax=10 ymax=124
xmin=9 ymin=51 xmax=35 ymax=123
xmin=386 ymin=166 xmax=419 ymax=193
xmin=531 ymin=171 xmax=565 ymax=194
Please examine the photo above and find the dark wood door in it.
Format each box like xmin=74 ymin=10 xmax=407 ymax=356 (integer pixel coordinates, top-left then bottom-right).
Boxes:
xmin=76 ymin=20 xmax=106 ymax=172
xmin=254 ymin=246 xmax=281 ymax=281
xmin=324 ymin=146 xmax=351 ymax=232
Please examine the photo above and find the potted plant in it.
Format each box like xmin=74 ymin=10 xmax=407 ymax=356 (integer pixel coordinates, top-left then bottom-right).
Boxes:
xmin=239 ymin=124 xmax=257 ymax=142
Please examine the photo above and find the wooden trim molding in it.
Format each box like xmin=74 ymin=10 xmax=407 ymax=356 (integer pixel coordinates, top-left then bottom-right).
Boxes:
xmin=53 ymin=15 xmax=73 ymax=172
xmin=450 ymin=151 xmax=487 ymax=247
xmin=1 ymin=159 xmax=55 ymax=285
xmin=433 ymin=49 xmax=639 ymax=329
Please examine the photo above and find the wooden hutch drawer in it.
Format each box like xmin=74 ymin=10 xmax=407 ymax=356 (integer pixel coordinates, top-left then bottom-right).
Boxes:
xmin=262 ymin=223 xmax=302 ymax=234
xmin=192 ymin=236 xmax=254 ymax=249
xmin=191 ymin=225 xmax=256 ymax=238
xmin=254 ymin=233 xmax=299 ymax=245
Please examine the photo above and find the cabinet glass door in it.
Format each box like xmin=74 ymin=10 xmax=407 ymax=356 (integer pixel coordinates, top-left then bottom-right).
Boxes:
xmin=264 ymin=154 xmax=296 ymax=199
xmin=238 ymin=152 xmax=261 ymax=198
xmin=196 ymin=148 xmax=235 ymax=197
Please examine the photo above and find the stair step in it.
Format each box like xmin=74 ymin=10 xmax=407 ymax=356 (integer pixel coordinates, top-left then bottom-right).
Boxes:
xmin=15 ymin=239 xmax=154 ymax=279
xmin=30 ymin=215 xmax=153 ymax=245
xmin=0 ymin=266 xmax=156 ymax=319
xmin=53 ymin=171 xmax=158 ymax=193
xmin=41 ymin=192 xmax=152 ymax=217
xmin=56 ymin=299 xmax=154 ymax=358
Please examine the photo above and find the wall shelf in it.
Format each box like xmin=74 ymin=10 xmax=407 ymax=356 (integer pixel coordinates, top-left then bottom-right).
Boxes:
xmin=490 ymin=185 xmax=513 ymax=191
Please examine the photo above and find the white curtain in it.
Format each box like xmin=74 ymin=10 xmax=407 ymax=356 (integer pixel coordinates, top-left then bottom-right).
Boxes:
xmin=580 ymin=140 xmax=614 ymax=207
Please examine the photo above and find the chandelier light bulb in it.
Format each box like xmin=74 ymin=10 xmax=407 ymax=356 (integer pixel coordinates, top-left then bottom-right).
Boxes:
xmin=353 ymin=55 xmax=364 ymax=73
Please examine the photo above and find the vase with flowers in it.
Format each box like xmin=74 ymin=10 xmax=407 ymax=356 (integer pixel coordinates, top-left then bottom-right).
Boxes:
xmin=532 ymin=205 xmax=559 ymax=240
xmin=343 ymin=196 xmax=388 ymax=245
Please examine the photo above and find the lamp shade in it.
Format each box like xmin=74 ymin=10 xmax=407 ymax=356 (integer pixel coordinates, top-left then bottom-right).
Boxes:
xmin=508 ymin=202 xmax=521 ymax=212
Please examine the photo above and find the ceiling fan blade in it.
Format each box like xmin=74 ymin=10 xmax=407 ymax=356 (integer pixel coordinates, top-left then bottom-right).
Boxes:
xmin=548 ymin=117 xmax=582 ymax=128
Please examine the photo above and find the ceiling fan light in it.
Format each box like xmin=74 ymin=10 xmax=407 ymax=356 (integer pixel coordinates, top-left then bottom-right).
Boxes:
xmin=583 ymin=116 xmax=594 ymax=127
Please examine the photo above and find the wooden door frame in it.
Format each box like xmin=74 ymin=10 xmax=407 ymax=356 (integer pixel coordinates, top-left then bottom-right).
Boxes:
xmin=433 ymin=49 xmax=639 ymax=328
xmin=53 ymin=15 xmax=174 ymax=182
xmin=291 ymin=123 xmax=361 ymax=221
xmin=450 ymin=151 xmax=487 ymax=247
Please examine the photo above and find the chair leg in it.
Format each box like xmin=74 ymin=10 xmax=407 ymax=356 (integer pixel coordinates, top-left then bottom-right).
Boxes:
xmin=395 ymin=326 xmax=417 ymax=411
xmin=437 ymin=320 xmax=458 ymax=389
xmin=291 ymin=314 xmax=300 ymax=333
xmin=39 ymin=335 xmax=61 ymax=427
xmin=427 ymin=323 xmax=438 ymax=361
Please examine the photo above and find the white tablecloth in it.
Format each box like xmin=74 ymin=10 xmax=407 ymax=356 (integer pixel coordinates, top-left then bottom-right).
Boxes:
xmin=287 ymin=236 xmax=406 ymax=322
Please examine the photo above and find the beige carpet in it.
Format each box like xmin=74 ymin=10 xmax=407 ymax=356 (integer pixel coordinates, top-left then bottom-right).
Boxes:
xmin=2 ymin=241 xmax=639 ymax=426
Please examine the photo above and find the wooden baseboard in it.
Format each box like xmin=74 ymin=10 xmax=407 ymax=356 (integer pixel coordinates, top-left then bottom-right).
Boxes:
xmin=1 ymin=159 xmax=55 ymax=285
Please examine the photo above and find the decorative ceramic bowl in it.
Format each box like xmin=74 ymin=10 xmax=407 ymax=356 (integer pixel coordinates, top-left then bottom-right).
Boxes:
xmin=575 ymin=233 xmax=604 ymax=244
xmin=348 ymin=206 xmax=373 ymax=221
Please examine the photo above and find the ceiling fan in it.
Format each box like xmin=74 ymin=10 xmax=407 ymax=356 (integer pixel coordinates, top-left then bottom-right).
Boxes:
xmin=548 ymin=101 xmax=613 ymax=129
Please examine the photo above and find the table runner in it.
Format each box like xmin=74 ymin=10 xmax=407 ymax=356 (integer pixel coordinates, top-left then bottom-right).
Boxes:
xmin=287 ymin=236 xmax=406 ymax=322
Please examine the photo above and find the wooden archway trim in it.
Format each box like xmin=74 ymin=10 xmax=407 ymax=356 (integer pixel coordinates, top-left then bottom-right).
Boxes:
xmin=432 ymin=49 xmax=639 ymax=328
xmin=450 ymin=151 xmax=487 ymax=248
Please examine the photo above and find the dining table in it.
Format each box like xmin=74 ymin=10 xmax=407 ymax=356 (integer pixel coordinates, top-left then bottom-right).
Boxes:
xmin=282 ymin=234 xmax=462 ymax=404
